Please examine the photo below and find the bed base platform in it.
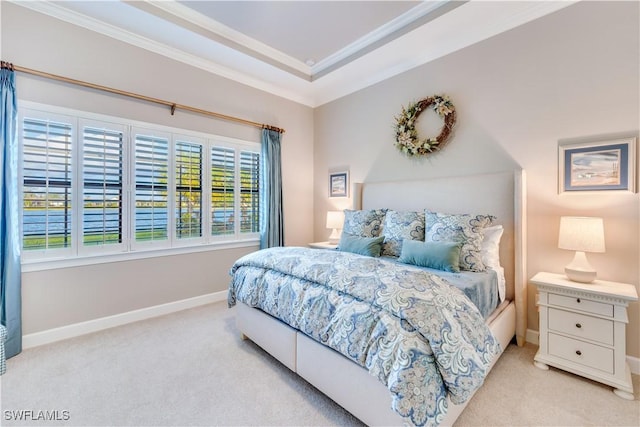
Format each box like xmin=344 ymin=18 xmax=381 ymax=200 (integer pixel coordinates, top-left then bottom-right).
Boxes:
xmin=236 ymin=301 xmax=516 ymax=426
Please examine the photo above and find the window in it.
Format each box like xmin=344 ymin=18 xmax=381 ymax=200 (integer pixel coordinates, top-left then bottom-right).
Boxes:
xmin=22 ymin=115 xmax=73 ymax=253
xmin=81 ymin=122 xmax=126 ymax=251
xmin=134 ymin=131 xmax=169 ymax=245
xmin=20 ymin=105 xmax=260 ymax=264
xmin=175 ymin=139 xmax=203 ymax=240
xmin=211 ymin=147 xmax=235 ymax=237
xmin=240 ymin=151 xmax=260 ymax=233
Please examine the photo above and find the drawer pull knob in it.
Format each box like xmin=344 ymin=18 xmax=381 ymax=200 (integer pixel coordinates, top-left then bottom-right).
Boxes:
xmin=576 ymin=298 xmax=581 ymax=303
xmin=576 ymin=350 xmax=582 ymax=356
xmin=576 ymin=323 xmax=582 ymax=329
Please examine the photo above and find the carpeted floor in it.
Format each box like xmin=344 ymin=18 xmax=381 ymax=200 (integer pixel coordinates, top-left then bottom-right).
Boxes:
xmin=1 ymin=302 xmax=639 ymax=426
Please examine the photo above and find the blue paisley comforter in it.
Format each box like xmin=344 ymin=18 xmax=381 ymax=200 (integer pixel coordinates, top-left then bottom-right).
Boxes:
xmin=228 ymin=247 xmax=501 ymax=426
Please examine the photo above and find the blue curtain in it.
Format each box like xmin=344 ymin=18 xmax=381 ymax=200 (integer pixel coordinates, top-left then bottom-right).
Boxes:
xmin=0 ymin=66 xmax=22 ymax=358
xmin=259 ymin=129 xmax=284 ymax=249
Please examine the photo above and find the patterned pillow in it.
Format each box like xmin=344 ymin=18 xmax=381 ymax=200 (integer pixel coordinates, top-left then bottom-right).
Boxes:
xmin=424 ymin=210 xmax=495 ymax=272
xmin=381 ymin=210 xmax=425 ymax=257
xmin=342 ymin=209 xmax=387 ymax=238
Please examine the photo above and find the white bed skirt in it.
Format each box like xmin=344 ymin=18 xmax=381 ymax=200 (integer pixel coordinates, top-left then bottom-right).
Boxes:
xmin=236 ymin=301 xmax=516 ymax=426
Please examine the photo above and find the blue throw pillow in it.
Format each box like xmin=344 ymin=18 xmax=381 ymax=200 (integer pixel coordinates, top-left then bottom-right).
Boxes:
xmin=398 ymin=240 xmax=462 ymax=272
xmin=338 ymin=233 xmax=385 ymax=257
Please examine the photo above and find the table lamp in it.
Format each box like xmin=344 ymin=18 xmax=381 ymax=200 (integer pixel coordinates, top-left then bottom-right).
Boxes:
xmin=326 ymin=211 xmax=344 ymax=244
xmin=558 ymin=216 xmax=605 ymax=283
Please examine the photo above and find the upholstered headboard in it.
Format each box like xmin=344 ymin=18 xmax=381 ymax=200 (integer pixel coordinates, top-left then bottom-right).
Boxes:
xmin=353 ymin=171 xmax=527 ymax=345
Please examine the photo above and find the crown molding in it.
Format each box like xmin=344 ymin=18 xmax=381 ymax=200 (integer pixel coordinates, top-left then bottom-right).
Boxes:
xmin=311 ymin=1 xmax=451 ymax=77
xmin=143 ymin=1 xmax=454 ymax=81
xmin=137 ymin=0 xmax=312 ymax=77
xmin=10 ymin=0 xmax=316 ymax=106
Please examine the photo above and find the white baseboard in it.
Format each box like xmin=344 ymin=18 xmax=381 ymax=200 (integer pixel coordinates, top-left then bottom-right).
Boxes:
xmin=627 ymin=355 xmax=640 ymax=376
xmin=23 ymin=291 xmax=227 ymax=349
xmin=525 ymin=328 xmax=639 ymax=375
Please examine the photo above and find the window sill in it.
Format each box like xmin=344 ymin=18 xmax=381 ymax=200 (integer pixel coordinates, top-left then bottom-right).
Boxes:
xmin=21 ymin=239 xmax=260 ymax=272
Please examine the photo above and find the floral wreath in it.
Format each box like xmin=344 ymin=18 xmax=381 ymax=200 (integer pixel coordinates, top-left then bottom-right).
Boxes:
xmin=394 ymin=95 xmax=456 ymax=156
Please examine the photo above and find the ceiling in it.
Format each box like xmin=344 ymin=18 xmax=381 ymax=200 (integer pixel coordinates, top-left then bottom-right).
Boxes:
xmin=14 ymin=1 xmax=575 ymax=107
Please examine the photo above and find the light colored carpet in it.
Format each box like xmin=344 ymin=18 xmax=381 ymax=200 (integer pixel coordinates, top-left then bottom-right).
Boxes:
xmin=1 ymin=302 xmax=638 ymax=426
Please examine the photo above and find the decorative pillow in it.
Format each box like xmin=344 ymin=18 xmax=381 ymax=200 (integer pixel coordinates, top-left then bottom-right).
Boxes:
xmin=342 ymin=209 xmax=387 ymax=238
xmin=398 ymin=240 xmax=461 ymax=272
xmin=338 ymin=233 xmax=384 ymax=257
xmin=481 ymin=225 xmax=503 ymax=270
xmin=424 ymin=210 xmax=495 ymax=272
xmin=482 ymin=224 xmax=506 ymax=301
xmin=381 ymin=210 xmax=425 ymax=257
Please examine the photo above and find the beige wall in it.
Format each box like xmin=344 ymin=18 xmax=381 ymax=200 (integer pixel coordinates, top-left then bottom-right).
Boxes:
xmin=2 ymin=3 xmax=314 ymax=334
xmin=314 ymin=2 xmax=640 ymax=357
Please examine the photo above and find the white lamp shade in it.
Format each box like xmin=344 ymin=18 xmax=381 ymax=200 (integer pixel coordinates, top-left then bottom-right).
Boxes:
xmin=558 ymin=216 xmax=605 ymax=253
xmin=326 ymin=211 xmax=344 ymax=229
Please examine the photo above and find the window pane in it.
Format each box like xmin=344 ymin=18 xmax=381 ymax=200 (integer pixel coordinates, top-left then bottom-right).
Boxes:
xmin=240 ymin=150 xmax=260 ymax=234
xmin=135 ymin=134 xmax=169 ymax=242
xmin=211 ymin=146 xmax=235 ymax=236
xmin=22 ymin=118 xmax=73 ymax=250
xmin=82 ymin=126 xmax=123 ymax=246
xmin=175 ymin=141 xmax=202 ymax=239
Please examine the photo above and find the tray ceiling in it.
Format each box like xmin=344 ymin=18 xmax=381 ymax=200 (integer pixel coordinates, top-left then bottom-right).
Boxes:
xmin=12 ymin=1 xmax=575 ymax=107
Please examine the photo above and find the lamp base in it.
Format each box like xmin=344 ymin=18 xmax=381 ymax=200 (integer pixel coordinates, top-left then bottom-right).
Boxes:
xmin=328 ymin=228 xmax=341 ymax=245
xmin=564 ymin=251 xmax=597 ymax=283
xmin=564 ymin=267 xmax=596 ymax=283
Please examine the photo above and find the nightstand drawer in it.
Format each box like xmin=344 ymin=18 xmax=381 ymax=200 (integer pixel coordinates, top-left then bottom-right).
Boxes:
xmin=548 ymin=333 xmax=614 ymax=374
xmin=548 ymin=308 xmax=613 ymax=345
xmin=548 ymin=293 xmax=613 ymax=317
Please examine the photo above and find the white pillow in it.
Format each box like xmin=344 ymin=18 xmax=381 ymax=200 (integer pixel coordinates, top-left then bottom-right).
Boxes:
xmin=482 ymin=225 xmax=505 ymax=301
xmin=481 ymin=225 xmax=503 ymax=268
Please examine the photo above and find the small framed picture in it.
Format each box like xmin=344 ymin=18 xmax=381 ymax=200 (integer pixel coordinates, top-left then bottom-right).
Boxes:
xmin=329 ymin=171 xmax=349 ymax=198
xmin=559 ymin=137 xmax=637 ymax=193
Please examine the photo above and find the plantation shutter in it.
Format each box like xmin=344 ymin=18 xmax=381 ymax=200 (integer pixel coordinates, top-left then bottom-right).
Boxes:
xmin=134 ymin=133 xmax=169 ymax=243
xmin=211 ymin=146 xmax=235 ymax=236
xmin=82 ymin=125 xmax=124 ymax=247
xmin=22 ymin=117 xmax=73 ymax=251
xmin=239 ymin=150 xmax=260 ymax=234
xmin=20 ymin=106 xmax=262 ymax=262
xmin=175 ymin=141 xmax=202 ymax=239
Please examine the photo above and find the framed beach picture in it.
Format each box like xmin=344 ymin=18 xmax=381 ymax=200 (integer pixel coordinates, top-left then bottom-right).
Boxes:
xmin=559 ymin=138 xmax=637 ymax=193
xmin=329 ymin=171 xmax=349 ymax=198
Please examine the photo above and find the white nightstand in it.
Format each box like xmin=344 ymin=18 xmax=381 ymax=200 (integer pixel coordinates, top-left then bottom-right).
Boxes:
xmin=531 ymin=271 xmax=638 ymax=400
xmin=308 ymin=241 xmax=338 ymax=250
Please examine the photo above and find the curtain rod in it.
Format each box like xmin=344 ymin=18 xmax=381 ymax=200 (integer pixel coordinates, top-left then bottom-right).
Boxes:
xmin=1 ymin=61 xmax=285 ymax=134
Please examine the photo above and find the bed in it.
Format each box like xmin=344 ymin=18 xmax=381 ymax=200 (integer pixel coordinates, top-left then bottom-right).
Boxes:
xmin=229 ymin=171 xmax=527 ymax=426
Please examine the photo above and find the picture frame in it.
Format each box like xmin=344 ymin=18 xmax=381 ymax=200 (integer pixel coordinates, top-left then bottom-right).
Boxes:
xmin=558 ymin=137 xmax=637 ymax=193
xmin=329 ymin=171 xmax=349 ymax=198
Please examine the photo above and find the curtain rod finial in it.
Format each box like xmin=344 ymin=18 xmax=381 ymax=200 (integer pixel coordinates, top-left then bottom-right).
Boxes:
xmin=262 ymin=124 xmax=285 ymax=134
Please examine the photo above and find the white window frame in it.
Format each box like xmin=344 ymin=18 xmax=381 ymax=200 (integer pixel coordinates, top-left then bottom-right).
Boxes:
xmin=210 ymin=135 xmax=261 ymax=243
xmin=130 ymin=127 xmax=172 ymax=252
xmin=209 ymin=145 xmax=237 ymax=241
xmin=19 ymin=109 xmax=77 ymax=261
xmin=19 ymin=102 xmax=261 ymax=271
xmin=78 ymin=118 xmax=129 ymax=256
xmin=238 ymin=148 xmax=261 ymax=237
xmin=173 ymin=134 xmax=206 ymax=247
